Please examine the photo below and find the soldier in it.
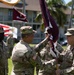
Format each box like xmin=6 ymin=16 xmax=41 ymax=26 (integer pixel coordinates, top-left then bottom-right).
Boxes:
xmin=56 ymin=28 xmax=74 ymax=75
xmin=11 ymin=26 xmax=50 ymax=75
xmin=6 ymin=32 xmax=14 ymax=58
xmin=44 ymin=28 xmax=63 ymax=53
xmin=38 ymin=28 xmax=64 ymax=75
xmin=0 ymin=26 xmax=9 ymax=75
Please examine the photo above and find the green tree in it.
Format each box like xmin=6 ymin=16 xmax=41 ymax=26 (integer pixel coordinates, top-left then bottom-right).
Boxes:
xmin=35 ymin=0 xmax=68 ymax=31
xmin=67 ymin=1 xmax=72 ymax=7
xmin=67 ymin=0 xmax=74 ymax=28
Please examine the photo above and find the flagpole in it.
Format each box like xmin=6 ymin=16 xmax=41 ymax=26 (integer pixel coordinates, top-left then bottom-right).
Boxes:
xmin=69 ymin=0 xmax=74 ymax=28
xmin=23 ymin=0 xmax=26 ymax=14
xmin=22 ymin=0 xmax=26 ymax=26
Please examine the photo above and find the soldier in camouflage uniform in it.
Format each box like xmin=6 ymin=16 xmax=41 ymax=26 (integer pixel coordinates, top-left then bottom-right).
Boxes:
xmin=11 ymin=26 xmax=50 ymax=75
xmin=55 ymin=28 xmax=74 ymax=75
xmin=38 ymin=28 xmax=64 ymax=75
xmin=6 ymin=32 xmax=14 ymax=58
xmin=0 ymin=26 xmax=9 ymax=75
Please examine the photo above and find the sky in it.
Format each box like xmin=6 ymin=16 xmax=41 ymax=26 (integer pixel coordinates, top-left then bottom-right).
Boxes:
xmin=64 ymin=0 xmax=71 ymax=4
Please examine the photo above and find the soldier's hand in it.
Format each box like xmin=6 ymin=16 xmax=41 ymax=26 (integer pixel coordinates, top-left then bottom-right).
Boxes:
xmin=48 ymin=41 xmax=52 ymax=47
xmin=45 ymin=34 xmax=50 ymax=40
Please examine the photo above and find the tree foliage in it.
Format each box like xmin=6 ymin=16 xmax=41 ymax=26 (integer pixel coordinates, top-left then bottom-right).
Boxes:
xmin=35 ymin=0 xmax=68 ymax=30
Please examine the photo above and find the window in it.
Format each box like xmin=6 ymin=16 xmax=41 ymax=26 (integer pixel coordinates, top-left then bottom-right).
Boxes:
xmin=33 ymin=24 xmax=40 ymax=30
xmin=26 ymin=11 xmax=33 ymax=22
xmin=33 ymin=11 xmax=37 ymax=22
xmin=8 ymin=9 xmax=13 ymax=20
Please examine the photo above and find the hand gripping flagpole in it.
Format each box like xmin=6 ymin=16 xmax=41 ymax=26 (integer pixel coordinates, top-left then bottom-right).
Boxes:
xmin=39 ymin=0 xmax=59 ymax=75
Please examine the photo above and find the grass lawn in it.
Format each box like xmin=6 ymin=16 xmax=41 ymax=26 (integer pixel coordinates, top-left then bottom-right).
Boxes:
xmin=62 ymin=46 xmax=67 ymax=50
xmin=8 ymin=45 xmax=67 ymax=75
xmin=8 ymin=58 xmax=13 ymax=75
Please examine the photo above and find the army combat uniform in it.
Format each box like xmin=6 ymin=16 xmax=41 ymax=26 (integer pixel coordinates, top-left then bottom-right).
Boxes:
xmin=0 ymin=41 xmax=8 ymax=75
xmin=6 ymin=33 xmax=14 ymax=58
xmin=11 ymin=38 xmax=49 ymax=75
xmin=38 ymin=42 xmax=63 ymax=75
xmin=58 ymin=28 xmax=74 ymax=75
xmin=0 ymin=26 xmax=9 ymax=75
xmin=58 ymin=45 xmax=74 ymax=75
xmin=37 ymin=26 xmax=64 ymax=75
xmin=11 ymin=26 xmax=49 ymax=75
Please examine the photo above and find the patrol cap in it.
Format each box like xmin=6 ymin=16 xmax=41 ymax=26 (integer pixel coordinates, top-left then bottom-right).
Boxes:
xmin=0 ymin=26 xmax=4 ymax=33
xmin=20 ymin=26 xmax=36 ymax=34
xmin=65 ymin=28 xmax=74 ymax=36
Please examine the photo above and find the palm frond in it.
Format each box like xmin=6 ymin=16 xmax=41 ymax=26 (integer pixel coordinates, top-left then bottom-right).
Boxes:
xmin=35 ymin=12 xmax=42 ymax=22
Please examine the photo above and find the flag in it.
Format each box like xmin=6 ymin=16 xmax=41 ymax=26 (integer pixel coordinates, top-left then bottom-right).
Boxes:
xmin=0 ymin=24 xmax=18 ymax=38
xmin=13 ymin=8 xmax=28 ymax=22
xmin=39 ymin=0 xmax=59 ymax=43
xmin=0 ymin=0 xmax=20 ymax=6
xmin=39 ymin=0 xmax=59 ymax=57
xmin=0 ymin=23 xmax=11 ymax=36
xmin=11 ymin=27 xmax=18 ymax=39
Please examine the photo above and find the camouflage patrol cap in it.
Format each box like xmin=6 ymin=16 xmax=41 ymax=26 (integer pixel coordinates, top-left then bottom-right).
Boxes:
xmin=0 ymin=26 xmax=4 ymax=33
xmin=20 ymin=26 xmax=36 ymax=34
xmin=65 ymin=28 xmax=74 ymax=36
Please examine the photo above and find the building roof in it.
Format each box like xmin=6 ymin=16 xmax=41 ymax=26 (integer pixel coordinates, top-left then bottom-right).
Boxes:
xmin=25 ymin=0 xmax=41 ymax=11
xmin=63 ymin=8 xmax=74 ymax=15
xmin=0 ymin=2 xmax=13 ymax=9
xmin=0 ymin=0 xmax=41 ymax=11
xmin=0 ymin=0 xmax=74 ymax=14
xmin=0 ymin=2 xmax=22 ymax=9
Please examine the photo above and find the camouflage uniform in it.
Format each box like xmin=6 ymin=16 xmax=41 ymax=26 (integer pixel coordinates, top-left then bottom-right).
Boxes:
xmin=38 ymin=42 xmax=63 ymax=75
xmin=38 ymin=27 xmax=63 ymax=75
xmin=56 ymin=43 xmax=63 ymax=53
xmin=11 ymin=26 xmax=49 ymax=75
xmin=0 ymin=26 xmax=9 ymax=75
xmin=57 ymin=45 xmax=74 ymax=75
xmin=58 ymin=28 xmax=74 ymax=75
xmin=6 ymin=33 xmax=14 ymax=58
xmin=0 ymin=41 xmax=8 ymax=75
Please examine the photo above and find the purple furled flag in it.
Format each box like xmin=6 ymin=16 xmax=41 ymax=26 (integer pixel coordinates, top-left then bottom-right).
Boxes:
xmin=13 ymin=8 xmax=28 ymax=22
xmin=39 ymin=0 xmax=59 ymax=57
